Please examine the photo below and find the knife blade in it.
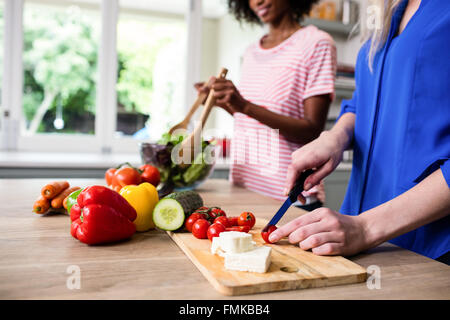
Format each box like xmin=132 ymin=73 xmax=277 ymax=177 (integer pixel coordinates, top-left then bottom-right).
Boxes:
xmin=262 ymin=169 xmax=314 ymax=232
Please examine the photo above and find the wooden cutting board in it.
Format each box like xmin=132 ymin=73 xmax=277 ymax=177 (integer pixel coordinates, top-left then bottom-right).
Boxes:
xmin=168 ymin=219 xmax=367 ymax=296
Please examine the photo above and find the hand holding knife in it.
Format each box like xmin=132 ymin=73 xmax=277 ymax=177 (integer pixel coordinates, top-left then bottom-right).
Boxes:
xmin=261 ymin=169 xmax=315 ymax=240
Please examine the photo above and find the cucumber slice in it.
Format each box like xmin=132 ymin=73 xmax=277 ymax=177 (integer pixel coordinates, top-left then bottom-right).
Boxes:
xmin=153 ymin=198 xmax=185 ymax=231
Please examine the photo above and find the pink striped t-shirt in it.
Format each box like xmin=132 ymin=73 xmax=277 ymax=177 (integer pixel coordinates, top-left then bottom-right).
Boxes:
xmin=230 ymin=25 xmax=336 ymax=201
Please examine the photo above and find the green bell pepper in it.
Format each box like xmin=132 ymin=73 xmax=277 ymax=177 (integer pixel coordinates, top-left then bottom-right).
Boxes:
xmin=66 ymin=188 xmax=83 ymax=214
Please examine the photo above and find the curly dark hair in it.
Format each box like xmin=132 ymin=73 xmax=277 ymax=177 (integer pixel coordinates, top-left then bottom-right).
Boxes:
xmin=227 ymin=0 xmax=319 ymax=25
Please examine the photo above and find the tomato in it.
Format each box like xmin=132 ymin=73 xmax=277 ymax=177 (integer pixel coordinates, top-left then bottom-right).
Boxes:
xmin=185 ymin=213 xmax=206 ymax=232
xmin=238 ymin=211 xmax=256 ymax=229
xmin=226 ymin=226 xmax=250 ymax=233
xmin=115 ymin=167 xmax=142 ymax=188
xmin=197 ymin=206 xmax=210 ymax=211
xmin=105 ymin=168 xmax=116 ymax=186
xmin=192 ymin=219 xmax=211 ymax=239
xmin=139 ymin=164 xmax=160 ymax=187
xmin=214 ymin=216 xmax=230 ymax=228
xmin=228 ymin=216 xmax=239 ymax=226
xmin=192 ymin=208 xmax=211 ymax=222
xmin=208 ymin=207 xmax=226 ymax=220
xmin=261 ymin=225 xmax=277 ymax=244
xmin=207 ymin=223 xmax=226 ymax=241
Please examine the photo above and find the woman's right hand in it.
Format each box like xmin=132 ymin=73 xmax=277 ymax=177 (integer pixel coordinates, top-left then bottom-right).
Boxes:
xmin=194 ymin=81 xmax=210 ymax=104
xmin=285 ymin=130 xmax=347 ymax=202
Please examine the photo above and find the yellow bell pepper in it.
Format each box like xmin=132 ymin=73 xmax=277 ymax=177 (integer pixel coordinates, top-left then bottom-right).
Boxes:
xmin=119 ymin=182 xmax=159 ymax=231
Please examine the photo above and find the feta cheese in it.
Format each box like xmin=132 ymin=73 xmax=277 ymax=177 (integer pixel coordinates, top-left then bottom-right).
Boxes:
xmin=210 ymin=231 xmax=272 ymax=273
xmin=210 ymin=231 xmax=254 ymax=254
xmin=224 ymin=246 xmax=272 ymax=273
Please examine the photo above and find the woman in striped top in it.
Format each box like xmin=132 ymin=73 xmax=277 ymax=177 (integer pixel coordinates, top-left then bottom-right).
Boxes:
xmin=197 ymin=0 xmax=336 ymax=209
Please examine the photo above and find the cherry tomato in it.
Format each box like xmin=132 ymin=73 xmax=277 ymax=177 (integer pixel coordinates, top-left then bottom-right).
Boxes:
xmin=207 ymin=223 xmax=226 ymax=241
xmin=197 ymin=206 xmax=210 ymax=211
xmin=139 ymin=164 xmax=160 ymax=187
xmin=228 ymin=216 xmax=239 ymax=226
xmin=261 ymin=225 xmax=278 ymax=244
xmin=105 ymin=168 xmax=116 ymax=186
xmin=192 ymin=219 xmax=211 ymax=239
xmin=226 ymin=226 xmax=250 ymax=233
xmin=115 ymin=167 xmax=142 ymax=188
xmin=208 ymin=207 xmax=226 ymax=220
xmin=214 ymin=216 xmax=230 ymax=228
xmin=185 ymin=213 xmax=206 ymax=232
xmin=238 ymin=211 xmax=256 ymax=229
xmin=192 ymin=208 xmax=212 ymax=222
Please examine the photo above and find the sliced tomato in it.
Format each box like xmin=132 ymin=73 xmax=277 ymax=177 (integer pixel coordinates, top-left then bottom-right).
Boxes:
xmin=261 ymin=225 xmax=277 ymax=244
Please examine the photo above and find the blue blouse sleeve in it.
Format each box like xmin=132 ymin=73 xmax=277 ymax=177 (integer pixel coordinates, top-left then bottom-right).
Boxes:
xmin=338 ymin=90 xmax=357 ymax=118
xmin=414 ymin=159 xmax=450 ymax=188
xmin=412 ymin=11 xmax=450 ymax=189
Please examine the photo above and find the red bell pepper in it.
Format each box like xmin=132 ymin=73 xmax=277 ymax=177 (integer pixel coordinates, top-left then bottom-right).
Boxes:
xmin=70 ymin=186 xmax=137 ymax=245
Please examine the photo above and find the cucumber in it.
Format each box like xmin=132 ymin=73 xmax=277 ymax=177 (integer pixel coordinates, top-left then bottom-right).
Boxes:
xmin=153 ymin=199 xmax=185 ymax=231
xmin=153 ymin=191 xmax=204 ymax=231
xmin=164 ymin=190 xmax=203 ymax=216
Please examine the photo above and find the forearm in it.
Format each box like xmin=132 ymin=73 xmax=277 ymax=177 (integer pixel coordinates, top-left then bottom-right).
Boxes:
xmin=244 ymin=94 xmax=334 ymax=145
xmin=328 ymin=112 xmax=355 ymax=151
xmin=359 ymin=168 xmax=450 ymax=248
xmin=244 ymin=102 xmax=320 ymax=143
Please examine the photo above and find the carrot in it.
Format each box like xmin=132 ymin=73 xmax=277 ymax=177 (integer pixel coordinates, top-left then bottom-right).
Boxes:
xmin=62 ymin=186 xmax=82 ymax=209
xmin=41 ymin=181 xmax=70 ymax=199
xmin=51 ymin=186 xmax=80 ymax=209
xmin=33 ymin=195 xmax=50 ymax=214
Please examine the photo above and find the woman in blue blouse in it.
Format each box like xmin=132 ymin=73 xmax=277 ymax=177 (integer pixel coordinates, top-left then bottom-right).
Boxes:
xmin=269 ymin=0 xmax=450 ymax=263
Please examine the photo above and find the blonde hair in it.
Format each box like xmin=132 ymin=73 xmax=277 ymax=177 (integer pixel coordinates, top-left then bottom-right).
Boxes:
xmin=364 ymin=0 xmax=402 ymax=71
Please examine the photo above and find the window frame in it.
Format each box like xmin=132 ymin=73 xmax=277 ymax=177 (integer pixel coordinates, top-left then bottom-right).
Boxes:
xmin=0 ymin=0 xmax=202 ymax=154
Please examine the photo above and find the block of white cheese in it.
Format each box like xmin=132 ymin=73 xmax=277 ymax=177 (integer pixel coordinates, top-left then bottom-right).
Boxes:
xmin=224 ymin=245 xmax=272 ymax=273
xmin=211 ymin=231 xmax=255 ymax=255
xmin=210 ymin=231 xmax=272 ymax=273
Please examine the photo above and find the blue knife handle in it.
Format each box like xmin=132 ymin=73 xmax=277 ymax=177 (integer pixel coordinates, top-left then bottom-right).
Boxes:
xmin=288 ymin=169 xmax=315 ymax=203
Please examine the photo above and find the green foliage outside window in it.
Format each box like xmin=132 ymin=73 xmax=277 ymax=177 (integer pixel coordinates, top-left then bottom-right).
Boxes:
xmin=19 ymin=4 xmax=183 ymax=135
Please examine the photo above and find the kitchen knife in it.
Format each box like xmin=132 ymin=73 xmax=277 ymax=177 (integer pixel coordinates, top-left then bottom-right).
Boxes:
xmin=262 ymin=169 xmax=314 ymax=232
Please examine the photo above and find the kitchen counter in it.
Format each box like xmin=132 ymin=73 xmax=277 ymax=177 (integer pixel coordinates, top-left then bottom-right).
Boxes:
xmin=1 ymin=178 xmax=448 ymax=299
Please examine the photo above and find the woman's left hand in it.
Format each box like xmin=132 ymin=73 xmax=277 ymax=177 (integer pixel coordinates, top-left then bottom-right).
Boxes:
xmin=210 ymin=78 xmax=249 ymax=115
xmin=268 ymin=207 xmax=371 ymax=256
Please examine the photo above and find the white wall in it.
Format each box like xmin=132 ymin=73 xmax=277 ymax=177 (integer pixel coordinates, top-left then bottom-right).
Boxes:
xmin=202 ymin=14 xmax=266 ymax=137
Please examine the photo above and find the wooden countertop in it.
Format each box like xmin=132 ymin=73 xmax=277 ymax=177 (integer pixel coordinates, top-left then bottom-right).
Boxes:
xmin=0 ymin=178 xmax=448 ymax=299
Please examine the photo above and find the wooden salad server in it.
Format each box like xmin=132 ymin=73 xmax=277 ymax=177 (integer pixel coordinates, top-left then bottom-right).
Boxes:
xmin=177 ymin=67 xmax=228 ymax=167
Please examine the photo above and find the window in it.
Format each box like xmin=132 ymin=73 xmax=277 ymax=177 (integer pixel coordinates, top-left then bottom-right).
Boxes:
xmin=0 ymin=0 xmax=202 ymax=154
xmin=22 ymin=0 xmax=100 ymax=136
xmin=116 ymin=1 xmax=187 ymax=141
